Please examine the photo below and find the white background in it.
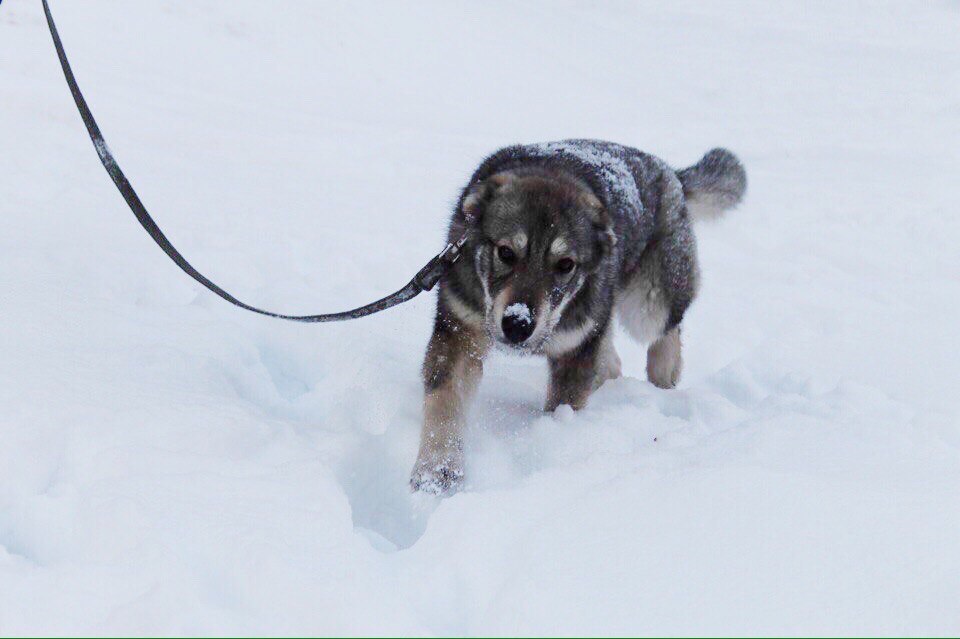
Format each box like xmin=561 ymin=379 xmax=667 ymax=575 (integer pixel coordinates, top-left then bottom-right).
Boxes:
xmin=1 ymin=1 xmax=958 ymax=634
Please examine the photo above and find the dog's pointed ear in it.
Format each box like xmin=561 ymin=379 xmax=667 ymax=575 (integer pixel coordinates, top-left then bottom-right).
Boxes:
xmin=580 ymin=191 xmax=616 ymax=267
xmin=461 ymin=171 xmax=517 ymax=225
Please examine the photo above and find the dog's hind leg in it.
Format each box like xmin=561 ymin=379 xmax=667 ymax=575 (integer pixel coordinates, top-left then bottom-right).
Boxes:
xmin=620 ymin=174 xmax=698 ymax=390
xmin=646 ymin=326 xmax=682 ymax=389
xmin=410 ymin=315 xmax=488 ymax=495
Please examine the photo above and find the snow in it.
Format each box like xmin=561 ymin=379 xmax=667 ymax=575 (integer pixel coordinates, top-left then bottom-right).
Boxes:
xmin=2 ymin=0 xmax=959 ymax=635
xmin=530 ymin=140 xmax=643 ymax=218
xmin=503 ymin=302 xmax=532 ymax=324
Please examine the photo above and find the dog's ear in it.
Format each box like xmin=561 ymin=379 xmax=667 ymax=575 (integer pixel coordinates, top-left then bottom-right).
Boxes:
xmin=461 ymin=171 xmax=517 ymax=225
xmin=580 ymin=191 xmax=616 ymax=269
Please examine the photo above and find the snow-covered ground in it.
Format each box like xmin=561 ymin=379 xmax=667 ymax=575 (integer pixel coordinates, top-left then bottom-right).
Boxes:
xmin=2 ymin=0 xmax=959 ymax=635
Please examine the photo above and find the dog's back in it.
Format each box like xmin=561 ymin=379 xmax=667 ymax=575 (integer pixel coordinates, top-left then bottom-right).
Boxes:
xmin=464 ymin=140 xmax=746 ymax=273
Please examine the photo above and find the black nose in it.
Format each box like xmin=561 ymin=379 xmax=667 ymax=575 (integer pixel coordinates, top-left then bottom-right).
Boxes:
xmin=501 ymin=306 xmax=534 ymax=344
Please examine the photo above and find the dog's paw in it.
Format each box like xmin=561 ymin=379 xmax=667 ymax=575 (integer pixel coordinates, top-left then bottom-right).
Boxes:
xmin=647 ymin=328 xmax=682 ymax=389
xmin=409 ymin=455 xmax=464 ymax=496
xmin=648 ymin=363 xmax=680 ymax=389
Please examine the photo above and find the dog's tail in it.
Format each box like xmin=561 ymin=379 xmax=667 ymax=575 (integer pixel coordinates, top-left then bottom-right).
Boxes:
xmin=677 ymin=148 xmax=747 ymax=222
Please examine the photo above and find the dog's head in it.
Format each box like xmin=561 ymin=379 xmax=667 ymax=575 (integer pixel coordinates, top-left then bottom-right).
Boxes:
xmin=462 ymin=168 xmax=615 ymax=353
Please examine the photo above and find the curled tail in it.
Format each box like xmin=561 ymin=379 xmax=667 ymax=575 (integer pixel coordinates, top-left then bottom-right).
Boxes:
xmin=677 ymin=148 xmax=747 ymax=222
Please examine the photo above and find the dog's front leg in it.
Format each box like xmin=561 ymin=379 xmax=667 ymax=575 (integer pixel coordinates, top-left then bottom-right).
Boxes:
xmin=410 ymin=315 xmax=488 ymax=495
xmin=545 ymin=330 xmax=610 ymax=412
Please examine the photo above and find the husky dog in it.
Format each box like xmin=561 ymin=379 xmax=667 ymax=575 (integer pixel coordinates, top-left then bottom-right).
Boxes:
xmin=411 ymin=140 xmax=746 ymax=494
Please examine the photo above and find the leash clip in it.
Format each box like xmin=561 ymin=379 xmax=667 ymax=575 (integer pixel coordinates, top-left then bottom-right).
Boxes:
xmin=438 ymin=232 xmax=468 ymax=265
xmin=414 ymin=233 xmax=469 ymax=292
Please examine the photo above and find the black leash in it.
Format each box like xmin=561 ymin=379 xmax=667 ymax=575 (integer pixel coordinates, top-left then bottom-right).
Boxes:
xmin=41 ymin=0 xmax=465 ymax=323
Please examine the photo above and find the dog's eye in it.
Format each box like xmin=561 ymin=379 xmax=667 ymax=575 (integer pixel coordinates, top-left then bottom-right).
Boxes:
xmin=496 ymin=245 xmax=517 ymax=265
xmin=554 ymin=257 xmax=576 ymax=275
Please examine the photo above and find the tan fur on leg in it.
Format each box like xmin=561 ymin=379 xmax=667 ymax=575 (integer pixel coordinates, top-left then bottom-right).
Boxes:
xmin=646 ymin=326 xmax=682 ymax=389
xmin=411 ymin=316 xmax=488 ymax=494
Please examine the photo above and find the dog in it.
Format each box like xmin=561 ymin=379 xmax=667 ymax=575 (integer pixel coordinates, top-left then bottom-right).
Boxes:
xmin=411 ymin=140 xmax=746 ymax=494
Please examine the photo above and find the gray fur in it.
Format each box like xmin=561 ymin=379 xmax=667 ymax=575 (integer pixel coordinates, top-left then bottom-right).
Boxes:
xmin=411 ymin=140 xmax=746 ymax=494
xmin=677 ymin=148 xmax=747 ymax=222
